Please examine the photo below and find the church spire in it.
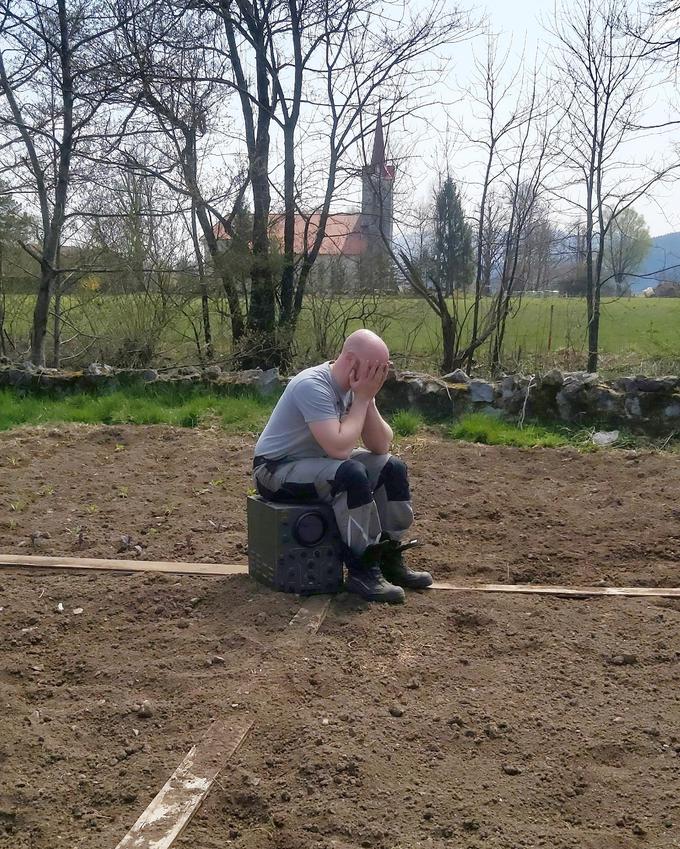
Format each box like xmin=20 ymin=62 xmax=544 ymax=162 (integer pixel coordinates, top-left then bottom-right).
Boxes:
xmin=370 ymin=108 xmax=386 ymax=167
xmin=361 ymin=106 xmax=395 ymax=253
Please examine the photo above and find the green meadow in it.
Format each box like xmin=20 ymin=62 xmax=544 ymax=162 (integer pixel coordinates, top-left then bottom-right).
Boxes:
xmin=2 ymin=293 xmax=679 ymax=374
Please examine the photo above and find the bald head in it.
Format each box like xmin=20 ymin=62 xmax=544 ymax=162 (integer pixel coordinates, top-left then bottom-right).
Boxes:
xmin=330 ymin=328 xmax=390 ymax=392
xmin=341 ymin=329 xmax=389 ymax=363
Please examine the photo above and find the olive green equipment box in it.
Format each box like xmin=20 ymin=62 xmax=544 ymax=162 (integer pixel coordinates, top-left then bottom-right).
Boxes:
xmin=246 ymin=496 xmax=344 ymax=594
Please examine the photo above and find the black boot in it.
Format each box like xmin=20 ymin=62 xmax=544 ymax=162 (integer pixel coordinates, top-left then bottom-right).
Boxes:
xmin=379 ymin=536 xmax=433 ymax=590
xmin=345 ymin=545 xmax=406 ymax=604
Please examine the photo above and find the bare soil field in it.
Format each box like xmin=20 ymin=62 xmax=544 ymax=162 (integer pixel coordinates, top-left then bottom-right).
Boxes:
xmin=1 ymin=424 xmax=680 ymax=849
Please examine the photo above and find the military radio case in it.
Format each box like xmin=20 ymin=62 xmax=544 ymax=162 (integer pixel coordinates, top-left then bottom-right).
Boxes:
xmin=247 ymin=496 xmax=344 ymax=594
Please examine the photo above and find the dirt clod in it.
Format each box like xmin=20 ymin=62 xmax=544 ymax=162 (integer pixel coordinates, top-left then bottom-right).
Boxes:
xmin=502 ymin=765 xmax=522 ymax=776
xmin=137 ymin=700 xmax=153 ymax=718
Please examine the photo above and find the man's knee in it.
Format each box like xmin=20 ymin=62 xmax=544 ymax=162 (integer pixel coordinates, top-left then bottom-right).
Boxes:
xmin=376 ymin=455 xmax=411 ymax=501
xmin=331 ymin=459 xmax=373 ymax=508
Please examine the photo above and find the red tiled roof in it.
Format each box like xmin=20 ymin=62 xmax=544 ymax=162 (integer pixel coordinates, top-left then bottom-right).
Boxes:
xmin=215 ymin=212 xmax=369 ymax=257
xmin=271 ymin=212 xmax=368 ymax=256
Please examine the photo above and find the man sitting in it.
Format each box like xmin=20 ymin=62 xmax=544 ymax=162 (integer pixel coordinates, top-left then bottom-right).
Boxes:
xmin=252 ymin=329 xmax=432 ymax=603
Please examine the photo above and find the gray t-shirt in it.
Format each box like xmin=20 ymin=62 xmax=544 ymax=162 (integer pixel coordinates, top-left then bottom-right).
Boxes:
xmin=255 ymin=362 xmax=352 ymax=461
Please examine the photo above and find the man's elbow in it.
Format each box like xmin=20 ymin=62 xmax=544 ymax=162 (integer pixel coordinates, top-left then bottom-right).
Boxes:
xmin=325 ymin=445 xmax=353 ymax=461
xmin=316 ymin=435 xmax=353 ymax=460
xmin=363 ymin=438 xmax=391 ymax=456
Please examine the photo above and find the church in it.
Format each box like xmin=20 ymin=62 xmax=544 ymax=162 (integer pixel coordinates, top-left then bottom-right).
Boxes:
xmin=215 ymin=113 xmax=396 ymax=292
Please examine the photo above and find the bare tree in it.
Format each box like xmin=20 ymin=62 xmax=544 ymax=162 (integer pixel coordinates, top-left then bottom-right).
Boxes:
xmin=81 ymin=168 xmax=186 ymax=366
xmin=550 ymin=0 xmax=678 ymax=371
xmin=400 ymin=178 xmax=474 ymax=372
xmin=464 ymin=37 xmax=536 ymax=372
xmin=212 ymin=0 xmax=474 ymax=366
xmin=0 ymin=188 xmax=34 ymax=356
xmin=386 ymin=202 xmax=491 ymax=375
xmin=631 ymin=1 xmax=680 ymax=82
xmin=489 ymin=89 xmax=556 ymax=372
xmin=518 ymin=205 xmax=555 ymax=292
xmin=110 ymin=1 xmax=247 ymax=350
xmin=478 ymin=192 xmax=506 ymax=297
xmin=0 ymin=1 xmax=132 ymax=365
xmin=187 ymin=199 xmax=213 ymax=362
xmin=384 ymin=38 xmax=556 ymax=375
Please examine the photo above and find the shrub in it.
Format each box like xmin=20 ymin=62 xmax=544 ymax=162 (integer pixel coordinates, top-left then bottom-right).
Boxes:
xmin=391 ymin=409 xmax=423 ymax=437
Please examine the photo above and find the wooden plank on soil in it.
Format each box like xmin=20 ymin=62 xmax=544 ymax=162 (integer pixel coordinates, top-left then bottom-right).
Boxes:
xmin=288 ymin=595 xmax=332 ymax=634
xmin=0 ymin=553 xmax=248 ymax=577
xmin=115 ymin=716 xmax=253 ymax=849
xmin=7 ymin=555 xmax=678 ymax=599
xmin=114 ymin=592 xmax=328 ymax=848
xmin=430 ymin=581 xmax=680 ymax=598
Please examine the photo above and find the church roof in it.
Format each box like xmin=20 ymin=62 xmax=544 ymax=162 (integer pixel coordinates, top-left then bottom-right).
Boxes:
xmin=270 ymin=212 xmax=367 ymax=256
xmin=214 ymin=212 xmax=368 ymax=257
xmin=212 ymin=113 xmax=393 ymax=259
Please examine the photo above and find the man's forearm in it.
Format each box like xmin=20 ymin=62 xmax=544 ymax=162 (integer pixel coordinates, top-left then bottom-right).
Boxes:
xmin=362 ymin=400 xmax=393 ymax=454
xmin=331 ymin=397 xmax=371 ymax=458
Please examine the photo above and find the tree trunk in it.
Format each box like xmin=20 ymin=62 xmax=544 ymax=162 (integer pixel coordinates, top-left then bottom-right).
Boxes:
xmin=193 ymin=203 xmax=244 ymax=344
xmin=584 ymin=188 xmax=596 ymax=373
xmin=200 ymin=285 xmax=213 ymax=362
xmin=589 ymin=215 xmax=607 ymax=374
xmin=468 ymin=149 xmax=494 ymax=374
xmin=30 ymin=0 xmax=73 ymax=367
xmin=587 ymin=288 xmax=600 ymax=372
xmin=491 ymin=308 xmax=503 ymax=373
xmin=53 ymin=275 xmax=62 ymax=368
xmin=190 ymin=202 xmax=213 ymax=361
xmin=441 ymin=312 xmax=455 ymax=373
xmin=177 ymin=125 xmax=244 ymax=349
xmin=31 ymin=263 xmax=57 ymax=366
xmin=237 ymin=4 xmax=277 ymax=369
xmin=244 ymin=133 xmax=277 ymax=366
xmin=0 ymin=242 xmax=5 ymax=357
xmin=279 ymin=125 xmax=296 ymax=328
xmin=491 ymin=288 xmax=515 ymax=375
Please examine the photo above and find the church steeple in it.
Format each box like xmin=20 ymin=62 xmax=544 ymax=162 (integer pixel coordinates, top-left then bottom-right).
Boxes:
xmin=370 ymin=108 xmax=387 ymax=168
xmin=361 ymin=110 xmax=395 ymax=246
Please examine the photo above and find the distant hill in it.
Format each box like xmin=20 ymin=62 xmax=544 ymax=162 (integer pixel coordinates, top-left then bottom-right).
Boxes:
xmin=632 ymin=232 xmax=680 ymax=292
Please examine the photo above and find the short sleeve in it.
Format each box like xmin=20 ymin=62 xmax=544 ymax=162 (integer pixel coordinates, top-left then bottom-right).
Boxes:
xmin=292 ymin=378 xmax=339 ymax=423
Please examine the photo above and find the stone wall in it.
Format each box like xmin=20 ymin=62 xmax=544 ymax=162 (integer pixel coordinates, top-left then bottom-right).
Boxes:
xmin=0 ymin=360 xmax=283 ymax=396
xmin=1 ymin=358 xmax=679 ymax=434
xmin=381 ymin=368 xmax=680 ymax=433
